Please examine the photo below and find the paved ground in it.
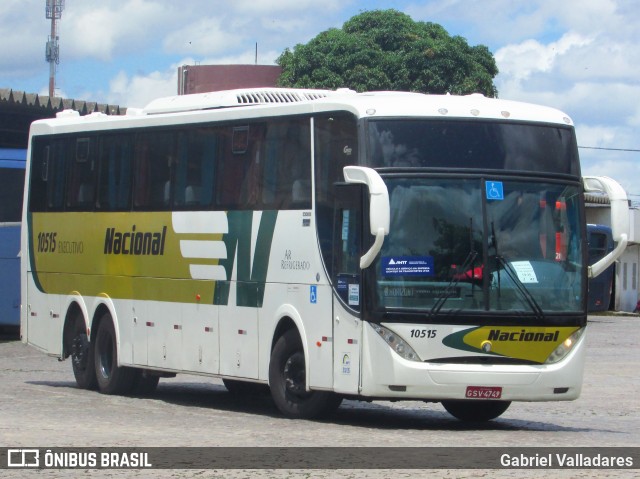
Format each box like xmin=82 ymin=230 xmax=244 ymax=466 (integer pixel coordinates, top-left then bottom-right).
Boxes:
xmin=0 ymin=315 xmax=638 ymax=478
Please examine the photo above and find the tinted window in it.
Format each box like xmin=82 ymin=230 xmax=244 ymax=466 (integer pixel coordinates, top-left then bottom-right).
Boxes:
xmin=133 ymin=131 xmax=176 ymax=211
xmin=66 ymin=138 xmax=97 ymax=211
xmin=29 ymin=116 xmax=313 ymax=213
xmin=367 ymin=120 xmax=580 ymax=176
xmin=97 ymin=134 xmax=133 ymax=211
xmin=314 ymin=112 xmax=358 ymax=275
xmin=0 ymin=167 xmax=25 ymax=221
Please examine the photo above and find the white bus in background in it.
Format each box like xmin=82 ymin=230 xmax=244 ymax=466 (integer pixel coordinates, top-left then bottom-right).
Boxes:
xmin=21 ymin=88 xmax=628 ymax=421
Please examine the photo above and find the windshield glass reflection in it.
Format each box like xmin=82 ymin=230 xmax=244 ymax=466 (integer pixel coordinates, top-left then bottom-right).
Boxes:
xmin=375 ymin=178 xmax=583 ymax=315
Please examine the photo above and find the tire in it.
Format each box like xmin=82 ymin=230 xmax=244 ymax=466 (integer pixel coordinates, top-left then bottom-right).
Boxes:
xmin=269 ymin=329 xmax=342 ymax=419
xmin=70 ymin=318 xmax=97 ymax=390
xmin=441 ymin=400 xmax=511 ymax=422
xmin=223 ymin=378 xmax=270 ymax=396
xmin=94 ymin=314 xmax=136 ymax=395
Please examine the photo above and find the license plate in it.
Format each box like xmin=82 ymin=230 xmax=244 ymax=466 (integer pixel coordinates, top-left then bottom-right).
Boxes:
xmin=465 ymin=386 xmax=502 ymax=399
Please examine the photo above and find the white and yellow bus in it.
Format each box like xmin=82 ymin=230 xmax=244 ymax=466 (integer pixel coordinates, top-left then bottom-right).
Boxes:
xmin=21 ymin=88 xmax=628 ymax=421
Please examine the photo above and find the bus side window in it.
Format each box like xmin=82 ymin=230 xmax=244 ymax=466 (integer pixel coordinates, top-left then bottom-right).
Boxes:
xmin=261 ymin=118 xmax=311 ymax=210
xmin=314 ymin=112 xmax=359 ymax=277
xmin=0 ymin=164 xmax=25 ymax=222
xmin=170 ymin=128 xmax=216 ymax=210
xmin=46 ymin=139 xmax=68 ymax=211
xmin=588 ymin=232 xmax=608 ymax=262
xmin=28 ymin=139 xmax=48 ymax=212
xmin=284 ymin=119 xmax=311 ymax=209
xmin=98 ymin=134 xmax=133 ymax=211
xmin=66 ymin=137 xmax=96 ymax=211
xmin=217 ymin=125 xmax=255 ymax=209
xmin=199 ymin=130 xmax=217 ymax=208
xmin=133 ymin=131 xmax=175 ymax=211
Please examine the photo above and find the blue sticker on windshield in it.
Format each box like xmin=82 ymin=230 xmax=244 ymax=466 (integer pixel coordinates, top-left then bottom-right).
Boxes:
xmin=382 ymin=256 xmax=434 ymax=277
xmin=486 ymin=181 xmax=504 ymax=200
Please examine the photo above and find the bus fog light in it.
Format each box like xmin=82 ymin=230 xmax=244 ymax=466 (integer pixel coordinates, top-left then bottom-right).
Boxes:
xmin=545 ymin=328 xmax=584 ymax=364
xmin=373 ymin=324 xmax=422 ymax=362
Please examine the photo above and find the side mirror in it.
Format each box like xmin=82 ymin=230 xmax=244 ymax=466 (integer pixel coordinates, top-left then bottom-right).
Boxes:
xmin=583 ymin=176 xmax=629 ymax=278
xmin=343 ymin=166 xmax=390 ymax=268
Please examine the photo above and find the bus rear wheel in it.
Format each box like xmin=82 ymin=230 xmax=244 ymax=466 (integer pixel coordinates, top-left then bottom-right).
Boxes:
xmin=70 ymin=318 xmax=97 ymax=390
xmin=441 ymin=400 xmax=511 ymax=422
xmin=269 ymin=329 xmax=342 ymax=419
xmin=94 ymin=314 xmax=136 ymax=395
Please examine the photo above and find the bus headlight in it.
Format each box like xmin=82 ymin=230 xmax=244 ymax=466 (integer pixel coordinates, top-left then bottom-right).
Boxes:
xmin=544 ymin=327 xmax=585 ymax=364
xmin=372 ymin=324 xmax=422 ymax=362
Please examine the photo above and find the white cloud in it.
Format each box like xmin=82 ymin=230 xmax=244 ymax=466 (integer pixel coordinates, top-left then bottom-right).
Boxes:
xmin=495 ymin=32 xmax=593 ymax=83
xmin=577 ymin=124 xmax=640 ymax=194
xmin=0 ymin=3 xmax=49 ymax=77
xmin=232 ymin=0 xmax=346 ymax=14
xmin=108 ymin=69 xmax=177 ymax=109
xmin=581 ymin=156 xmax=640 ymax=195
xmin=61 ymin=0 xmax=172 ymax=62
xmin=163 ymin=17 xmax=246 ymax=56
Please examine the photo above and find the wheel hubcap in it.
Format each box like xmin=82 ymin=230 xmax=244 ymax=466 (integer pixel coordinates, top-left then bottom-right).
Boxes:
xmin=283 ymin=352 xmax=308 ymax=397
xmin=71 ymin=334 xmax=88 ymax=370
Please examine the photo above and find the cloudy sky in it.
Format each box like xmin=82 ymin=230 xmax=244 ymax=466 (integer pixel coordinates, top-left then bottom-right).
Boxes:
xmin=1 ymin=0 xmax=639 ymax=194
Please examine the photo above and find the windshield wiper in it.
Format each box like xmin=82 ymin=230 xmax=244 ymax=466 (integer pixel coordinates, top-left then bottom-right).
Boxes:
xmin=429 ymin=249 xmax=478 ymax=317
xmin=494 ymin=255 xmax=545 ymax=320
xmin=489 ymin=221 xmax=545 ymax=320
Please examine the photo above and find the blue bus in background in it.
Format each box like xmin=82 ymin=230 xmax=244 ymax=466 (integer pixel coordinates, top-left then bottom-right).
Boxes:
xmin=587 ymin=224 xmax=615 ymax=312
xmin=0 ymin=148 xmax=25 ymax=331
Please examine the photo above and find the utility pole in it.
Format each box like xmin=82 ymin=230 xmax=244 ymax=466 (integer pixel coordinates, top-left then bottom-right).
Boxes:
xmin=45 ymin=0 xmax=65 ymax=98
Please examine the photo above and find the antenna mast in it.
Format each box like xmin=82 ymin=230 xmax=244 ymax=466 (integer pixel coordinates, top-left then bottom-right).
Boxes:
xmin=45 ymin=0 xmax=65 ymax=98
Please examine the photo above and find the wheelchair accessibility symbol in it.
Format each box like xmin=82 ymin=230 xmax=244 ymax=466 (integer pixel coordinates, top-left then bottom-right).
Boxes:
xmin=310 ymin=285 xmax=317 ymax=304
xmin=486 ymin=181 xmax=504 ymax=200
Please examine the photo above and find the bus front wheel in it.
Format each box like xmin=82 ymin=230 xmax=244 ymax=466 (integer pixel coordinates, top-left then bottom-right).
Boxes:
xmin=269 ymin=329 xmax=342 ymax=419
xmin=94 ymin=314 xmax=136 ymax=395
xmin=441 ymin=400 xmax=511 ymax=422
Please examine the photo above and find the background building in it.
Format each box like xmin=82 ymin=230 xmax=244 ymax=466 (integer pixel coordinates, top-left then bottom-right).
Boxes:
xmin=0 ymin=88 xmax=124 ymax=148
xmin=177 ymin=65 xmax=282 ymax=95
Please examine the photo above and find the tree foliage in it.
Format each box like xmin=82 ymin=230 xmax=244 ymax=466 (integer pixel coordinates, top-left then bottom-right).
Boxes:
xmin=276 ymin=10 xmax=498 ymax=97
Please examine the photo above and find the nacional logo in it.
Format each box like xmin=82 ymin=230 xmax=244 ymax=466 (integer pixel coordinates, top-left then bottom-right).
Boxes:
xmin=487 ymin=329 xmax=560 ymax=342
xmin=103 ymin=226 xmax=167 ymax=256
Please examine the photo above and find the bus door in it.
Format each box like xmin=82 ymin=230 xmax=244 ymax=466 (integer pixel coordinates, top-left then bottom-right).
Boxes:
xmin=331 ymin=183 xmax=364 ymax=393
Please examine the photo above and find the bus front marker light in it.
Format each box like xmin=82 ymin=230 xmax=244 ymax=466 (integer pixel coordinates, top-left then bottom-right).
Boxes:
xmin=481 ymin=341 xmax=492 ymax=353
xmin=545 ymin=328 xmax=585 ymax=364
xmin=373 ymin=324 xmax=422 ymax=362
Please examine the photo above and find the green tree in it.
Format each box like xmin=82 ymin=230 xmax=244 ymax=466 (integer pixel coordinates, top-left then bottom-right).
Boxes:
xmin=277 ymin=10 xmax=498 ymax=97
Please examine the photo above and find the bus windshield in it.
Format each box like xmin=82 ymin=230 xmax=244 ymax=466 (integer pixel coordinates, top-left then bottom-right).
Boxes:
xmin=372 ymin=176 xmax=583 ymax=315
xmin=360 ymin=119 xmax=584 ymax=316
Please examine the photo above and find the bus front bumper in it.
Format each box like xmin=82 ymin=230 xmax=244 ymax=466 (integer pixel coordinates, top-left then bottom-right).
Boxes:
xmin=359 ymin=322 xmax=586 ymax=402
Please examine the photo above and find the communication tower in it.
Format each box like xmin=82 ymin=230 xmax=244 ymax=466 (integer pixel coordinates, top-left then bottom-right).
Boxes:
xmin=45 ymin=0 xmax=65 ymax=98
